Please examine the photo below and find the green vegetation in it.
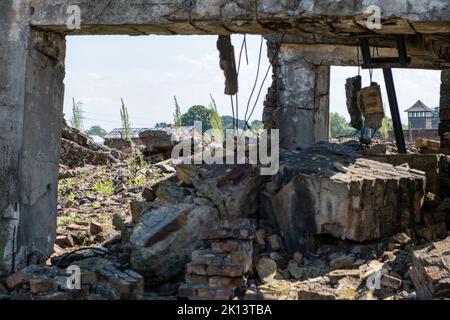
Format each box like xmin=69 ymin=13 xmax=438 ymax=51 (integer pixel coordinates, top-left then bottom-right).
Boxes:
xmin=58 ymin=213 xmax=111 ymax=227
xmin=180 ymin=105 xmax=213 ymax=132
xmin=91 ymin=178 xmax=114 ymax=195
xmin=120 ymin=98 xmax=132 ymax=141
xmin=221 ymin=116 xmax=246 ymax=130
xmin=87 ymin=125 xmax=108 ymax=138
xmin=155 ymin=122 xmax=170 ymax=128
xmin=208 ymin=95 xmax=224 ymax=142
xmin=173 ymin=96 xmax=182 ymax=128
xmin=58 ymin=178 xmax=76 ymax=202
xmin=379 ymin=117 xmax=393 ymax=140
xmin=329 ymin=112 xmax=354 ymax=138
xmin=70 ymin=98 xmax=84 ymax=131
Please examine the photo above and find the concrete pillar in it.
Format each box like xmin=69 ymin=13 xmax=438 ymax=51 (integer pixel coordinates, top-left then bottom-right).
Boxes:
xmin=0 ymin=1 xmax=66 ymax=275
xmin=263 ymin=43 xmax=330 ymax=149
xmin=440 ymin=70 xmax=450 ymax=154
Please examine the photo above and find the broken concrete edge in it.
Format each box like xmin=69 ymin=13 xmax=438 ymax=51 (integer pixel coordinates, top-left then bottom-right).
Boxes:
xmin=28 ymin=1 xmax=450 ymax=37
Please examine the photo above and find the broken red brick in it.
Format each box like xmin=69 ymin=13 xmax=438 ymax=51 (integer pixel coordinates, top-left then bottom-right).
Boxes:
xmin=209 ymin=276 xmax=246 ymax=288
xmin=185 ymin=274 xmax=209 ymax=287
xmin=229 ymin=254 xmax=252 ymax=272
xmin=381 ymin=274 xmax=403 ymax=290
xmin=200 ymin=229 xmax=233 ymax=240
xmin=206 ymin=265 xmax=245 ymax=277
xmin=211 ymin=241 xmax=239 ymax=253
xmin=178 ymin=284 xmax=196 ymax=298
xmin=29 ymin=278 xmax=58 ymax=294
xmin=186 ymin=263 xmax=207 ymax=276
xmin=215 ymin=288 xmax=235 ymax=300
xmin=197 ymin=288 xmax=216 ymax=298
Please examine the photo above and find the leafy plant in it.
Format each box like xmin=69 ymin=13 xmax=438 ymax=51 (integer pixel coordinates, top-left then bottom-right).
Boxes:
xmin=58 ymin=178 xmax=75 ymax=197
xmin=379 ymin=117 xmax=393 ymax=140
xmin=120 ymin=98 xmax=132 ymax=142
xmin=208 ymin=95 xmax=224 ymax=143
xmin=180 ymin=105 xmax=213 ymax=132
xmin=70 ymin=98 xmax=84 ymax=131
xmin=329 ymin=112 xmax=354 ymax=138
xmin=174 ymin=96 xmax=182 ymax=128
xmin=91 ymin=178 xmax=114 ymax=195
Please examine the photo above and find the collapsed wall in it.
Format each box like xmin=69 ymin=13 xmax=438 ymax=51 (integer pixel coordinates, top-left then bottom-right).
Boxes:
xmin=61 ymin=122 xmax=121 ymax=168
xmin=2 ymin=0 xmax=450 ymax=287
xmin=261 ymin=143 xmax=426 ymax=254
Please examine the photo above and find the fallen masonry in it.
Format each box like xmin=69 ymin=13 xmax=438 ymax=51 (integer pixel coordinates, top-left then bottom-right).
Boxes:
xmin=262 ymin=143 xmax=426 ymax=253
xmin=411 ymin=236 xmax=450 ymax=299
xmin=178 ymin=219 xmax=255 ymax=300
xmin=4 ymin=253 xmax=144 ymax=300
xmin=61 ymin=120 xmax=121 ymax=168
xmin=128 ymin=164 xmax=264 ymax=286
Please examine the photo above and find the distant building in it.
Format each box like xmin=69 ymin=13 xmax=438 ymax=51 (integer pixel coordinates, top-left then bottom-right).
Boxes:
xmin=405 ymin=100 xmax=433 ymax=129
xmin=104 ymin=128 xmax=150 ymax=153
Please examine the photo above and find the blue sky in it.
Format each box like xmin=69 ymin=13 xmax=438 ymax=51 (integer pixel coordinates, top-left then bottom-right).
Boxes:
xmin=64 ymin=35 xmax=441 ymax=131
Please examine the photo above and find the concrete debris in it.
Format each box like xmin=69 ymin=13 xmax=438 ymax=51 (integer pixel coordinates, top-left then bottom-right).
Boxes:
xmin=266 ymin=234 xmax=283 ymax=252
xmin=381 ymin=274 xmax=403 ymax=290
xmin=256 ymin=257 xmax=278 ymax=284
xmin=139 ymin=127 xmax=201 ymax=162
xmin=175 ymin=163 xmax=266 ymax=219
xmin=416 ymin=138 xmax=441 ymax=154
xmin=367 ymin=154 xmax=450 ymax=199
xmin=262 ymin=143 xmax=426 ymax=254
xmin=345 ymin=75 xmax=363 ymax=130
xmin=217 ymin=35 xmax=238 ymax=96
xmin=411 ymin=236 xmax=450 ymax=299
xmin=130 ymin=203 xmax=219 ymax=286
xmin=61 ymin=122 xmax=121 ymax=168
xmin=4 ymin=258 xmax=143 ymax=300
xmin=329 ymin=254 xmax=356 ymax=270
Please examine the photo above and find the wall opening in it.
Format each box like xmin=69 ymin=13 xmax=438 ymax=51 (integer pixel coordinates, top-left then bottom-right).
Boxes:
xmin=329 ymin=66 xmax=441 ymax=144
xmin=56 ymin=34 xmax=271 ymax=252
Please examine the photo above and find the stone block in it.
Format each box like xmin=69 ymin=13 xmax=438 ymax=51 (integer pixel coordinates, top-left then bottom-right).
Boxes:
xmin=186 ymin=263 xmax=207 ymax=276
xmin=29 ymin=278 xmax=58 ymax=294
xmin=209 ymin=276 xmax=246 ymax=288
xmin=206 ymin=265 xmax=246 ymax=277
xmin=262 ymin=144 xmax=426 ymax=254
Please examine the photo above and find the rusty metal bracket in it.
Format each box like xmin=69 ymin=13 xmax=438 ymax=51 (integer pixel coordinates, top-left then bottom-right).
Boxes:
xmin=358 ymin=35 xmax=408 ymax=154
xmin=383 ymin=68 xmax=407 ymax=154
xmin=359 ymin=35 xmax=411 ymax=69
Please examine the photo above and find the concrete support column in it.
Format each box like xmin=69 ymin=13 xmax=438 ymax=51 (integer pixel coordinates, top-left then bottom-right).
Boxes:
xmin=263 ymin=43 xmax=330 ymax=150
xmin=0 ymin=1 xmax=66 ymax=275
xmin=440 ymin=70 xmax=450 ymax=154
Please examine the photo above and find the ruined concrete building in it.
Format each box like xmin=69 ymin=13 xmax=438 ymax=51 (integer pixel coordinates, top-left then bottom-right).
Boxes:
xmin=1 ymin=0 xmax=450 ymax=300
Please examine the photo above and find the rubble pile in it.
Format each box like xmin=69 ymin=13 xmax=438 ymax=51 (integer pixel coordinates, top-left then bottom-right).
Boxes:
xmin=3 ymin=254 xmax=143 ymax=300
xmin=178 ymin=219 xmax=255 ymax=300
xmin=61 ymin=122 xmax=121 ymax=168
xmin=2 ymin=137 xmax=449 ymax=300
xmin=57 ymin=158 xmax=168 ymax=251
xmin=411 ymin=236 xmax=450 ymax=299
xmin=127 ymin=164 xmax=265 ymax=285
xmin=247 ymin=228 xmax=442 ymax=300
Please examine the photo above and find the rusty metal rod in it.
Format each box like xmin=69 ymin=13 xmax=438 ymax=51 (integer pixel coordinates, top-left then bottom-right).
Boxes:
xmin=383 ymin=68 xmax=407 ymax=154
